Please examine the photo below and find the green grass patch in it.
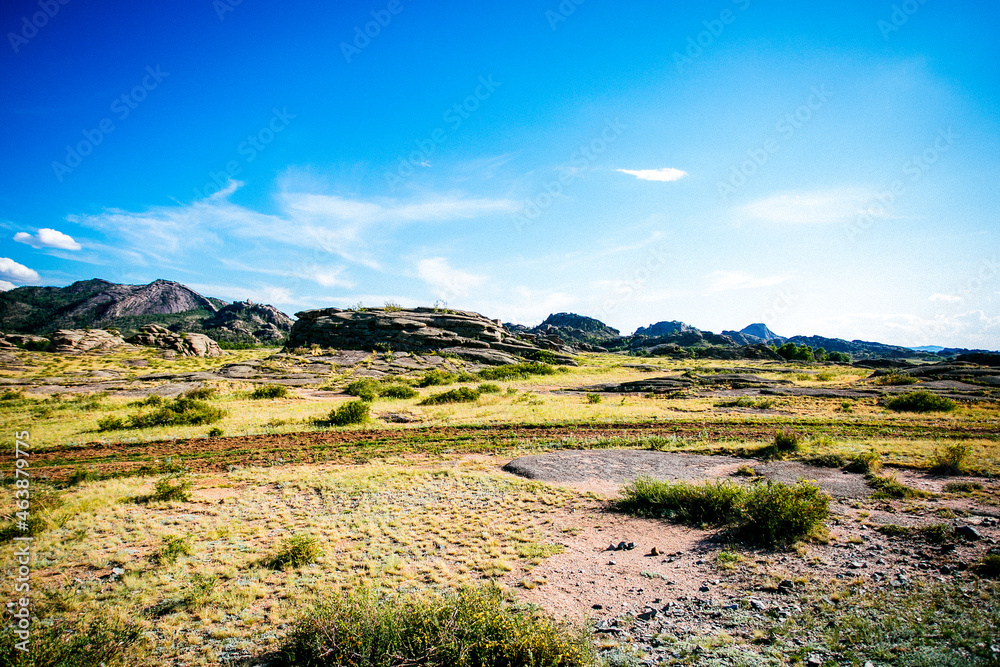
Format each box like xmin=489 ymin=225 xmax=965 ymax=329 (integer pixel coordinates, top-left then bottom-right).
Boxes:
xmin=250 ymin=384 xmax=291 ymax=399
xmin=151 ymin=535 xmax=192 ymax=565
xmin=419 ymin=387 xmax=481 ymax=406
xmin=943 ymin=480 xmax=984 ymax=493
xmin=885 ymin=390 xmax=957 ymax=413
xmin=328 ymin=400 xmax=371 ymax=426
xmin=135 ymin=474 xmax=192 ymax=504
xmin=866 ymin=474 xmax=929 ymax=500
xmin=715 ymin=396 xmax=776 ymax=409
xmin=99 ymin=397 xmax=226 ymax=431
xmin=0 ymin=614 xmax=145 ymax=667
xmin=478 ymin=362 xmax=558 ymax=381
xmin=263 ymin=534 xmax=321 ymax=569
xmin=618 ymin=477 xmax=828 ymax=546
xmin=276 ymin=583 xmax=593 ymax=667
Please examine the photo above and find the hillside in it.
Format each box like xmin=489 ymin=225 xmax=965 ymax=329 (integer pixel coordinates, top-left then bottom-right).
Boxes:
xmin=0 ymin=279 xmax=292 ymax=344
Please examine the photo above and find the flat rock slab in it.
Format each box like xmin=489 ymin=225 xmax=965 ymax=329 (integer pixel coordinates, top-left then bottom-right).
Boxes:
xmin=503 ymin=449 xmax=870 ymax=499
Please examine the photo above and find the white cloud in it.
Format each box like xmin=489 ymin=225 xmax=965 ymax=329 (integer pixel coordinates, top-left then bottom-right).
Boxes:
xmin=0 ymin=258 xmax=40 ymax=283
xmin=14 ymin=228 xmax=82 ymax=250
xmin=706 ymin=270 xmax=790 ymax=293
xmin=617 ymin=168 xmax=688 ymax=182
xmin=0 ymin=280 xmax=16 ymax=291
xmin=736 ymin=189 xmax=887 ymax=225
xmin=416 ymin=257 xmax=486 ymax=300
xmin=929 ymin=293 xmax=962 ymax=303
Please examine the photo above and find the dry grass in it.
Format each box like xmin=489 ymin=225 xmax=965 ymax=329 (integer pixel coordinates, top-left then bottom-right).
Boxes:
xmin=1 ymin=463 xmax=585 ymax=665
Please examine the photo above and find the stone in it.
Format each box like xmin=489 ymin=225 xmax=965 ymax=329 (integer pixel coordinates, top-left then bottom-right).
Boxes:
xmin=127 ymin=324 xmax=222 ymax=358
xmin=748 ymin=598 xmax=767 ymax=611
xmin=778 ymin=579 xmax=795 ymax=593
xmin=956 ymin=525 xmax=981 ymax=541
xmin=287 ymin=307 xmax=577 ymax=366
xmin=49 ymin=329 xmax=127 ymax=353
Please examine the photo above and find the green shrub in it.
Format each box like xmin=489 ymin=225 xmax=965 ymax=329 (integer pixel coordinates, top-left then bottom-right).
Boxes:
xmin=618 ymin=477 xmax=744 ymax=526
xmin=128 ymin=394 xmax=165 ymax=407
xmin=976 ymin=554 xmax=1000 ymax=578
xmin=97 ymin=415 xmax=129 ymax=431
xmin=918 ymin=523 xmax=955 ymax=544
xmin=265 ymin=534 xmax=321 ymax=569
xmin=207 ymin=426 xmax=224 ymax=437
xmin=944 ymin=480 xmax=984 ymax=493
xmin=182 ymin=386 xmax=218 ymax=400
xmin=416 ymin=370 xmax=457 ymax=387
xmin=276 ymin=583 xmax=593 ymax=667
xmin=345 ymin=378 xmax=382 ymax=401
xmin=329 ymin=400 xmax=370 ymax=426
xmin=736 ymin=481 xmax=829 ymax=546
xmin=933 ymin=442 xmax=971 ymax=475
xmin=251 ymin=384 xmax=290 ymax=400
xmin=419 ymin=387 xmax=481 ymax=405
xmin=873 ymin=370 xmax=919 ymax=386
xmin=619 ymin=477 xmax=828 ymax=547
xmin=716 ymin=396 xmax=775 ymax=409
xmin=586 ymin=393 xmax=602 ymax=404
xmin=885 ymin=390 xmax=957 ymax=413
xmin=478 ymin=362 xmax=558 ymax=381
xmin=866 ymin=474 xmax=928 ymax=500
xmin=806 ymin=453 xmax=848 ymax=468
xmin=147 ymin=475 xmax=192 ymax=503
xmin=152 ymin=535 xmax=192 ymax=564
xmin=827 ymin=351 xmax=851 ymax=363
xmin=845 ymin=451 xmax=882 ymax=475
xmin=524 ymin=349 xmax=559 ymax=364
xmin=774 ymin=429 xmax=800 ymax=452
xmin=0 ymin=614 xmax=144 ymax=667
xmin=379 ymin=384 xmax=418 ymax=399
xmin=477 ymin=383 xmax=502 ymax=394
xmin=130 ymin=397 xmax=225 ymax=428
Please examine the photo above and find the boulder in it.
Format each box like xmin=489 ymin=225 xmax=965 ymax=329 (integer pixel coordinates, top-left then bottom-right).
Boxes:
xmin=287 ymin=307 xmax=577 ymax=365
xmin=49 ymin=329 xmax=127 ymax=353
xmin=127 ymin=324 xmax=222 ymax=357
xmin=0 ymin=333 xmax=51 ymax=351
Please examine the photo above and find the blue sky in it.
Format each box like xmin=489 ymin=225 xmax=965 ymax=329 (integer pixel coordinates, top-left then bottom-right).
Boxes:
xmin=1 ymin=0 xmax=998 ymax=348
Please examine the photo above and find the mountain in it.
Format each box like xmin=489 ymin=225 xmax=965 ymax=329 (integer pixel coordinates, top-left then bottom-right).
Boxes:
xmin=524 ymin=313 xmax=621 ymax=349
xmin=0 ymin=279 xmax=292 ymax=345
xmin=910 ymin=345 xmax=945 ymax=353
xmin=740 ymin=323 xmax=785 ymax=342
xmin=632 ymin=320 xmax=696 ymax=337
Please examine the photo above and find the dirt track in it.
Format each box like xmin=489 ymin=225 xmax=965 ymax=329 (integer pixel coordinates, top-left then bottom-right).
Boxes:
xmin=12 ymin=418 xmax=995 ymax=480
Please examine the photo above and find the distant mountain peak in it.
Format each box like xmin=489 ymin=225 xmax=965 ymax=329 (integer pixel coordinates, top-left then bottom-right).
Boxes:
xmin=740 ymin=323 xmax=783 ymax=341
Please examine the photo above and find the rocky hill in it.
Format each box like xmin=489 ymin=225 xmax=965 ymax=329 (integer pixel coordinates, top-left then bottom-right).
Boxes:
xmin=0 ymin=279 xmax=292 ymax=345
xmin=288 ymin=307 xmax=577 ymax=366
xmin=506 ymin=313 xmax=621 ymax=351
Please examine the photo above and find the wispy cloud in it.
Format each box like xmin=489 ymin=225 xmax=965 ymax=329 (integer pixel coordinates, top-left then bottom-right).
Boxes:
xmin=617 ymin=168 xmax=688 ymax=182
xmin=706 ymin=270 xmax=790 ymax=293
xmin=0 ymin=280 xmax=16 ymax=291
xmin=416 ymin=257 xmax=486 ymax=300
xmin=736 ymin=189 xmax=886 ymax=225
xmin=14 ymin=228 xmax=82 ymax=251
xmin=929 ymin=293 xmax=962 ymax=303
xmin=0 ymin=257 xmax=39 ymax=283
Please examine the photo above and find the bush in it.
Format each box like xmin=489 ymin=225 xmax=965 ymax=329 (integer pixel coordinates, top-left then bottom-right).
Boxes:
xmin=0 ymin=615 xmax=144 ymax=667
xmin=97 ymin=415 xmax=128 ymax=431
xmin=866 ymin=475 xmax=928 ymax=500
xmin=329 ymin=400 xmax=370 ymax=426
xmin=944 ymin=480 xmax=984 ymax=493
xmin=586 ymin=393 xmax=602 ymax=404
xmin=379 ymin=384 xmax=418 ymax=399
xmin=251 ymin=384 xmax=290 ymax=400
xmin=618 ymin=477 xmax=744 ymax=526
xmin=845 ymin=451 xmax=882 ymax=474
xmin=774 ymin=429 xmax=800 ymax=452
xmin=276 ymin=583 xmax=593 ymax=667
xmin=736 ymin=481 xmax=829 ymax=546
xmin=918 ymin=523 xmax=955 ymax=544
xmin=975 ymin=554 xmax=1000 ymax=578
xmin=182 ymin=386 xmax=217 ymax=400
xmin=873 ymin=370 xmax=919 ymax=386
xmin=478 ymin=362 xmax=558 ymax=381
xmin=806 ymin=453 xmax=848 ymax=468
xmin=416 ymin=370 xmax=457 ymax=387
xmin=207 ymin=426 xmax=224 ymax=437
xmin=264 ymin=534 xmax=321 ymax=569
xmin=152 ymin=535 xmax=191 ymax=564
xmin=524 ymin=349 xmax=559 ymax=364
xmin=130 ymin=397 xmax=225 ymax=428
xmin=885 ymin=390 xmax=957 ymax=413
xmin=827 ymin=351 xmax=851 ymax=363
xmin=145 ymin=475 xmax=192 ymax=503
xmin=477 ymin=383 xmax=502 ymax=394
xmin=933 ymin=442 xmax=971 ymax=475
xmin=419 ymin=387 xmax=481 ymax=405
xmin=619 ymin=477 xmax=828 ymax=547
xmin=716 ymin=396 xmax=776 ymax=409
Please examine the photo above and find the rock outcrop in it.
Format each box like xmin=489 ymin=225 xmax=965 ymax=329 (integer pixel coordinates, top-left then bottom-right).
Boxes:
xmin=49 ymin=329 xmax=127 ymax=353
xmin=287 ymin=307 xmax=577 ymax=365
xmin=510 ymin=313 xmax=621 ymax=352
xmin=201 ymin=301 xmax=292 ymax=343
xmin=127 ymin=324 xmax=222 ymax=357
